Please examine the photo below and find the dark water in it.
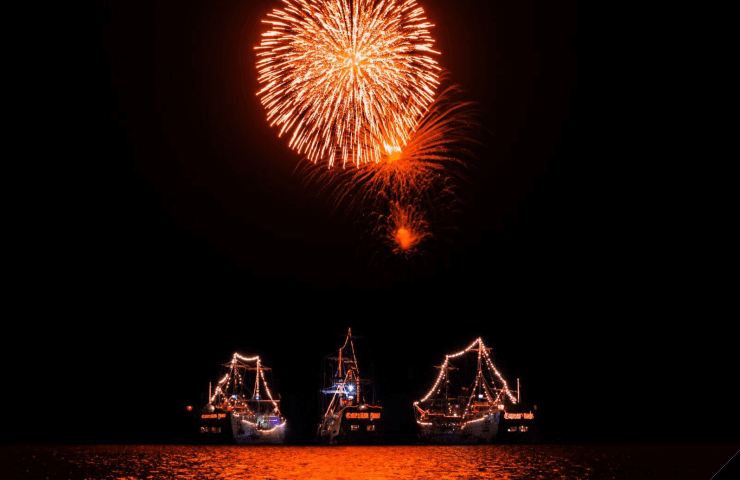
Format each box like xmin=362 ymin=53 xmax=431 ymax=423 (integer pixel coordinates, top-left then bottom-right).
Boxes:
xmin=1 ymin=444 xmax=737 ymax=480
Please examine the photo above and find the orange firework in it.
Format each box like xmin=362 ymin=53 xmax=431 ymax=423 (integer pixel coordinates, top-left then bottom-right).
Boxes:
xmin=255 ymin=0 xmax=441 ymax=167
xmin=299 ymin=81 xmax=482 ymax=217
xmin=372 ymin=200 xmax=430 ymax=257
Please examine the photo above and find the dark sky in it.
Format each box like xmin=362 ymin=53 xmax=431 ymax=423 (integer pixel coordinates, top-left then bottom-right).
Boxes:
xmin=4 ymin=1 xmax=736 ymax=447
xmin=108 ymin=0 xmax=586 ymax=291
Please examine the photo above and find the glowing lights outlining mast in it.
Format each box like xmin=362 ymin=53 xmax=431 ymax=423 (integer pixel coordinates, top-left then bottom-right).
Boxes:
xmin=414 ymin=338 xmax=517 ymax=407
xmin=412 ymin=337 xmax=530 ymax=441
xmin=209 ymin=352 xmax=280 ymax=411
xmin=254 ymin=358 xmax=261 ymax=401
xmin=256 ymin=0 xmax=441 ymax=167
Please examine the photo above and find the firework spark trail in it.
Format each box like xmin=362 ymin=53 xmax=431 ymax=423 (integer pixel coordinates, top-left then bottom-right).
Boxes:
xmin=256 ymin=0 xmax=441 ymax=167
xmin=298 ymin=81 xmax=482 ymax=218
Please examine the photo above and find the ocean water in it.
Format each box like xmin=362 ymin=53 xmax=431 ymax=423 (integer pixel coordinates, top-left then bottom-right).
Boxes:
xmin=1 ymin=444 xmax=737 ymax=480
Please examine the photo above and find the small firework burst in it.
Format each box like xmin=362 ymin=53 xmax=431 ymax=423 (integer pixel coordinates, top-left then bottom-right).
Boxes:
xmin=379 ymin=200 xmax=430 ymax=257
xmin=255 ymin=0 xmax=441 ymax=167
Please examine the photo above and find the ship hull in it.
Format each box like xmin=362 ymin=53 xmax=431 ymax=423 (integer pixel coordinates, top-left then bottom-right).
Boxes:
xmin=199 ymin=410 xmax=285 ymax=444
xmin=417 ymin=411 xmax=501 ymax=444
xmin=318 ymin=404 xmax=385 ymax=445
xmin=417 ymin=408 xmax=541 ymax=444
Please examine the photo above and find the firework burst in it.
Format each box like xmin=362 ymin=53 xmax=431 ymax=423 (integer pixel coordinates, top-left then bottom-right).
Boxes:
xmin=298 ymin=81 xmax=482 ymax=217
xmin=256 ymin=0 xmax=441 ymax=167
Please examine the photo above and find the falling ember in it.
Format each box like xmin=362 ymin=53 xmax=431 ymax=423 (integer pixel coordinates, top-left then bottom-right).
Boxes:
xmin=255 ymin=0 xmax=441 ymax=167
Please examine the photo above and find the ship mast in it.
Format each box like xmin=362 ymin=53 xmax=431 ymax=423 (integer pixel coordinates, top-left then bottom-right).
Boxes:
xmin=254 ymin=358 xmax=261 ymax=402
xmin=321 ymin=328 xmax=364 ymax=422
xmin=348 ymin=328 xmax=360 ymax=404
xmin=444 ymin=363 xmax=449 ymax=414
xmin=463 ymin=339 xmax=487 ymax=416
xmin=230 ymin=357 xmax=239 ymax=400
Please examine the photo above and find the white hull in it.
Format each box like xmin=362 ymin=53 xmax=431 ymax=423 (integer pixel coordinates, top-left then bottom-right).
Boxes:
xmin=231 ymin=413 xmax=286 ymax=444
xmin=418 ymin=411 xmax=501 ymax=444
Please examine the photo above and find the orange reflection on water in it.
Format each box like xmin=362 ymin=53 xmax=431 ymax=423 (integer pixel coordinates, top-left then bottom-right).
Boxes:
xmin=4 ymin=444 xmax=738 ymax=480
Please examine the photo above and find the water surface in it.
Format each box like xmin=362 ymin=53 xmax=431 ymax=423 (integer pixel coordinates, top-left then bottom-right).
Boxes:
xmin=2 ymin=444 xmax=737 ymax=479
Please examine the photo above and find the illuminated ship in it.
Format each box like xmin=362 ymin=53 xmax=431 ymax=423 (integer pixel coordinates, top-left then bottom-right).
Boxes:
xmin=316 ymin=328 xmax=385 ymax=444
xmin=196 ymin=352 xmax=286 ymax=444
xmin=413 ymin=337 xmax=540 ymax=444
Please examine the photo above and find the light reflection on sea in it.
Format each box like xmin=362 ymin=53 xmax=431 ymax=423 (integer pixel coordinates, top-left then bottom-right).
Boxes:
xmin=2 ymin=444 xmax=737 ymax=480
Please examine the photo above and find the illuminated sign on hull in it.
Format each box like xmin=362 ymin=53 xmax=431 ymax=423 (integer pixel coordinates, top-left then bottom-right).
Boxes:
xmin=503 ymin=412 xmax=535 ymax=420
xmin=201 ymin=413 xmax=228 ymax=420
xmin=345 ymin=412 xmax=381 ymax=420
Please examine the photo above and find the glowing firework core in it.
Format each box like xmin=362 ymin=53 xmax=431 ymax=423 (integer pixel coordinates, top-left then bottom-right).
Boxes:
xmin=256 ymin=0 xmax=441 ymax=167
xmin=385 ymin=144 xmax=403 ymax=163
xmin=395 ymin=227 xmax=413 ymax=250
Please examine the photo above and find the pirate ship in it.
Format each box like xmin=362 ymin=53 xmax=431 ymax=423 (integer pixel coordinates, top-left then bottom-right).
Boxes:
xmin=316 ymin=328 xmax=385 ymax=444
xmin=413 ymin=337 xmax=539 ymax=443
xmin=197 ymin=352 xmax=286 ymax=444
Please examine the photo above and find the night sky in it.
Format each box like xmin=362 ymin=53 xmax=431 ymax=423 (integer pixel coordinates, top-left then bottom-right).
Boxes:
xmin=4 ymin=1 xmax=736 ymax=447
